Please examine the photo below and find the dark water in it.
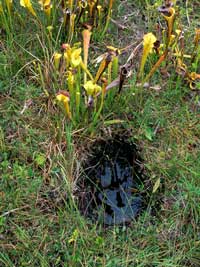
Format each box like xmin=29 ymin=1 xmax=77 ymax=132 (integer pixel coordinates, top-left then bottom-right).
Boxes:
xmin=81 ymin=138 xmax=146 ymax=225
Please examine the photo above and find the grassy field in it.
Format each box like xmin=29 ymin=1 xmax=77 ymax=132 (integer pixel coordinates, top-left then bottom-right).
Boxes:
xmin=0 ymin=1 xmax=200 ymax=266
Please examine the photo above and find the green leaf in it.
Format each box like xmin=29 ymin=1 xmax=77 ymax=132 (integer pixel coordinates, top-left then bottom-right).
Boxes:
xmin=152 ymin=178 xmax=160 ymax=193
xmin=144 ymin=127 xmax=154 ymax=141
xmin=35 ymin=153 xmax=46 ymax=166
xmin=95 ymin=236 xmax=104 ymax=246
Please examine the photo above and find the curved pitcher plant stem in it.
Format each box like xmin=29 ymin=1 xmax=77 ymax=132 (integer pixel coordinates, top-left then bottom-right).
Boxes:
xmin=143 ymin=50 xmax=169 ymax=85
xmin=100 ymin=0 xmax=113 ymax=38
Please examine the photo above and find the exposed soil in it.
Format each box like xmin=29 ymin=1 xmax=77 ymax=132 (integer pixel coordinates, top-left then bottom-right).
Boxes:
xmin=77 ymin=135 xmax=151 ymax=225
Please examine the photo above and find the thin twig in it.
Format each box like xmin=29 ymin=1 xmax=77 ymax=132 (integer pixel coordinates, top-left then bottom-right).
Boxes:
xmin=0 ymin=205 xmax=29 ymax=218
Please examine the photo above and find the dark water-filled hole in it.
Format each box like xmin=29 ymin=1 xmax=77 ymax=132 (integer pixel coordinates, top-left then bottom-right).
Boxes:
xmin=78 ymin=136 xmax=150 ymax=225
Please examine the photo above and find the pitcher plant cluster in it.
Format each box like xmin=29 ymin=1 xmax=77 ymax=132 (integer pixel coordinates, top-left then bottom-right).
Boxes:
xmin=53 ymin=39 xmax=119 ymax=123
xmin=0 ymin=0 xmax=199 ymax=125
xmin=0 ymin=0 xmax=113 ymax=39
xmin=137 ymin=1 xmax=200 ymax=89
xmin=0 ymin=0 xmax=115 ymax=122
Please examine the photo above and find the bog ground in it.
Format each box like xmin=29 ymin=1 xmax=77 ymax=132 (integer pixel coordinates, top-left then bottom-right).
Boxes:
xmin=0 ymin=1 xmax=200 ymax=267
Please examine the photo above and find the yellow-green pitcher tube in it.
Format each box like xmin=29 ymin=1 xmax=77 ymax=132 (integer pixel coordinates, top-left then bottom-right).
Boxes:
xmin=112 ymin=56 xmax=119 ymax=80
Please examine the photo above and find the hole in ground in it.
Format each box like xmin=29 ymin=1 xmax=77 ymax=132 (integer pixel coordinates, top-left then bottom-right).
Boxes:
xmin=77 ymin=135 xmax=152 ymax=226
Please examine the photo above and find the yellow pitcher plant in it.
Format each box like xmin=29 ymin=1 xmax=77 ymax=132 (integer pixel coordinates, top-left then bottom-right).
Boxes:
xmin=139 ymin=32 xmax=157 ymax=79
xmin=187 ymin=72 xmax=200 ymax=89
xmin=6 ymin=0 xmax=12 ymax=13
xmin=53 ymin=52 xmax=62 ymax=70
xmin=20 ymin=0 xmax=37 ymax=17
xmin=63 ymin=44 xmax=93 ymax=80
xmin=38 ymin=0 xmax=52 ymax=17
xmin=159 ymin=6 xmax=175 ymax=44
xmin=84 ymin=80 xmax=102 ymax=97
xmin=70 ymin=48 xmax=82 ymax=68
xmin=56 ymin=91 xmax=72 ymax=120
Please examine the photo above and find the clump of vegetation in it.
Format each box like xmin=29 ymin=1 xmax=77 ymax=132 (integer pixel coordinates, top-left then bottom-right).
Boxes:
xmin=1 ymin=1 xmax=199 ymax=127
